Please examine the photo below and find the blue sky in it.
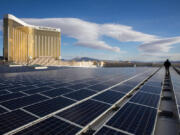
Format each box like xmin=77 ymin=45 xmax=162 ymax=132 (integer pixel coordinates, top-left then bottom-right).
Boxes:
xmin=0 ymin=0 xmax=180 ymax=61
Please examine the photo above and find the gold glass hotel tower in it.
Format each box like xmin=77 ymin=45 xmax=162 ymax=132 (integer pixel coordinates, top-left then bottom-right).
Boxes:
xmin=3 ymin=14 xmax=61 ymax=64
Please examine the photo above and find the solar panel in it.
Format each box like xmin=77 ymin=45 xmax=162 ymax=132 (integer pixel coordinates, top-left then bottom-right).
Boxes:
xmin=85 ymin=80 xmax=102 ymax=85
xmin=24 ymin=96 xmax=75 ymax=117
xmin=49 ymin=83 xmax=72 ymax=89
xmin=0 ymin=106 xmax=7 ymax=114
xmin=0 ymin=67 xmax=160 ymax=134
xmin=1 ymin=94 xmax=49 ymax=110
xmin=14 ymin=117 xmax=81 ymax=135
xmin=139 ymin=84 xmax=161 ymax=95
xmin=41 ymin=87 xmax=74 ymax=97
xmin=95 ymin=126 xmax=128 ymax=135
xmin=0 ymin=92 xmax=26 ymax=102
xmin=0 ymin=90 xmax=9 ymax=96
xmin=129 ymin=92 xmax=160 ymax=108
xmin=57 ymin=99 xmax=110 ymax=126
xmin=92 ymin=90 xmax=125 ymax=104
xmin=123 ymin=80 xmax=140 ymax=87
xmin=9 ymin=86 xmax=37 ymax=92
xmin=87 ymin=83 xmax=109 ymax=91
xmin=23 ymin=86 xmax=53 ymax=94
xmin=63 ymin=89 xmax=96 ymax=100
xmin=145 ymin=81 xmax=162 ymax=87
xmin=111 ymin=84 xmax=134 ymax=93
xmin=0 ymin=110 xmax=37 ymax=134
xmin=106 ymin=102 xmax=157 ymax=135
xmin=67 ymin=83 xmax=89 ymax=90
xmin=6 ymin=85 xmax=24 ymax=90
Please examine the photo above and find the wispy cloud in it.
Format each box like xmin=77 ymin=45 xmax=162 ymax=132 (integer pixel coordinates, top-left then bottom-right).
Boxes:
xmin=21 ymin=17 xmax=159 ymax=53
xmin=100 ymin=24 xmax=157 ymax=42
xmin=22 ymin=18 xmax=121 ymax=52
xmin=139 ymin=36 xmax=180 ymax=53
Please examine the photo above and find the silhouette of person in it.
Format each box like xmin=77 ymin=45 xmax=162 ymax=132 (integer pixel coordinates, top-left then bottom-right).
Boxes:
xmin=164 ymin=59 xmax=171 ymax=75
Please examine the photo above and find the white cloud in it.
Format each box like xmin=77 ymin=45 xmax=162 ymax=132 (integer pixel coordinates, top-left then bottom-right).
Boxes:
xmin=139 ymin=36 xmax=180 ymax=53
xmin=22 ymin=18 xmax=119 ymax=52
xmin=100 ymin=24 xmax=157 ymax=42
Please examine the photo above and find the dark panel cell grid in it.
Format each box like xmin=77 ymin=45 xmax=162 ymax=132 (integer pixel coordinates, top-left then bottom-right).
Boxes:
xmin=93 ymin=90 xmax=125 ymax=104
xmin=1 ymin=94 xmax=48 ymax=110
xmin=0 ymin=90 xmax=9 ymax=96
xmin=140 ymin=85 xmax=161 ymax=95
xmin=107 ymin=103 xmax=157 ymax=135
xmin=87 ymin=84 xmax=109 ymax=91
xmin=50 ymin=83 xmax=72 ymax=89
xmin=24 ymin=86 xmax=53 ymax=94
xmin=9 ymin=86 xmax=37 ymax=92
xmin=145 ymin=81 xmax=161 ymax=88
xmin=0 ymin=110 xmax=37 ymax=134
xmin=24 ymin=96 xmax=75 ymax=117
xmin=0 ymin=106 xmax=7 ymax=114
xmin=57 ymin=99 xmax=110 ymax=126
xmin=68 ymin=83 xmax=89 ymax=90
xmin=111 ymin=84 xmax=134 ymax=93
xmin=42 ymin=87 xmax=74 ymax=98
xmin=15 ymin=117 xmax=81 ymax=135
xmin=0 ymin=92 xmax=26 ymax=103
xmin=130 ymin=92 xmax=160 ymax=108
xmin=64 ymin=89 xmax=96 ymax=101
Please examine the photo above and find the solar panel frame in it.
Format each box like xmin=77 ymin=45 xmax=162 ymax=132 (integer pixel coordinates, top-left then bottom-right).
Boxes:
xmin=0 ymin=90 xmax=10 ymax=96
xmin=9 ymin=85 xmax=37 ymax=92
xmin=14 ymin=117 xmax=81 ymax=135
xmin=129 ymin=91 xmax=160 ymax=108
xmin=0 ymin=106 xmax=8 ymax=114
xmin=0 ymin=110 xmax=37 ymax=134
xmin=23 ymin=96 xmax=75 ymax=117
xmin=41 ymin=87 xmax=74 ymax=98
xmin=111 ymin=84 xmax=134 ymax=93
xmin=87 ymin=83 xmax=110 ymax=91
xmin=139 ymin=84 xmax=161 ymax=95
xmin=92 ymin=90 xmax=125 ymax=104
xmin=63 ymin=89 xmax=96 ymax=101
xmin=0 ymin=92 xmax=26 ymax=103
xmin=1 ymin=94 xmax=49 ymax=110
xmin=23 ymin=86 xmax=53 ymax=94
xmin=57 ymin=99 xmax=110 ymax=126
xmin=106 ymin=102 xmax=157 ymax=135
xmin=67 ymin=83 xmax=90 ymax=90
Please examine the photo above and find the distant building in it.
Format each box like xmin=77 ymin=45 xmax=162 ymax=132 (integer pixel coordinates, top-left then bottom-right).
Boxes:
xmin=3 ymin=14 xmax=61 ymax=64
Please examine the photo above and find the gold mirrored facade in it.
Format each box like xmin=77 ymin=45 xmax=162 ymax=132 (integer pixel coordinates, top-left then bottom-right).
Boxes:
xmin=3 ymin=14 xmax=61 ymax=64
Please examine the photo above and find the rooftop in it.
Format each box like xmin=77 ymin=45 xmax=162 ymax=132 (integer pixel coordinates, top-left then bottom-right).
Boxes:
xmin=0 ymin=66 xmax=179 ymax=135
xmin=4 ymin=14 xmax=61 ymax=32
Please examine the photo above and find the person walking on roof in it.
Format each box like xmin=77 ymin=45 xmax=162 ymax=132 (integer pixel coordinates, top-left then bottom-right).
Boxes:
xmin=164 ymin=59 xmax=171 ymax=75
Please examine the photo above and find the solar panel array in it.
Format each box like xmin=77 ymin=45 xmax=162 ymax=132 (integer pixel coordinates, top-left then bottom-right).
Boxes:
xmin=95 ymin=68 xmax=164 ymax=135
xmin=0 ymin=66 xmax=161 ymax=134
xmin=170 ymin=68 xmax=180 ymax=120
